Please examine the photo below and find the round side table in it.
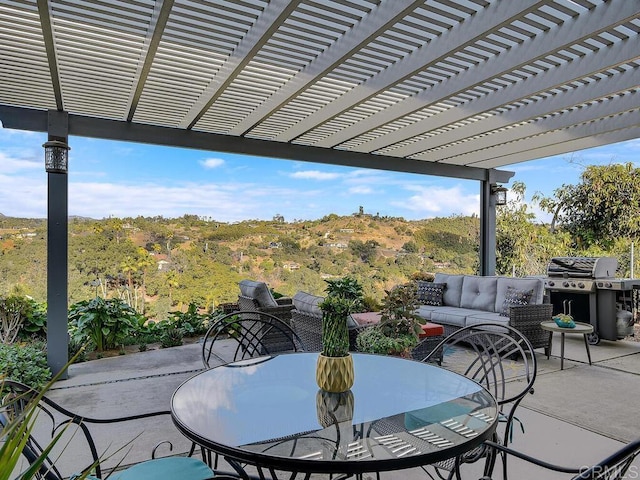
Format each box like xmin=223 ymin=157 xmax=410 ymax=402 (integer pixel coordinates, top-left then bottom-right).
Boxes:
xmin=540 ymin=321 xmax=594 ymax=370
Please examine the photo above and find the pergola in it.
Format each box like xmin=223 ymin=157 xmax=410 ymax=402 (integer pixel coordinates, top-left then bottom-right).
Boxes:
xmin=1 ymin=0 xmax=639 ymax=375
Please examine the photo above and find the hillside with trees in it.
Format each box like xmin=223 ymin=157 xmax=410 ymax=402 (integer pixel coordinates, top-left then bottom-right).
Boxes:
xmin=0 ymin=212 xmax=483 ymax=321
xmin=3 ymin=162 xmax=640 ymax=322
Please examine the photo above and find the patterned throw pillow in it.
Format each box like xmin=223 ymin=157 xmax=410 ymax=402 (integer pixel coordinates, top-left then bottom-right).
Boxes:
xmin=417 ymin=281 xmax=446 ymax=306
xmin=499 ymin=286 xmax=534 ymax=317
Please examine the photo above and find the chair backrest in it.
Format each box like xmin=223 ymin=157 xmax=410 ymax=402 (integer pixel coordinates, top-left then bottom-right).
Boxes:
xmin=422 ymin=323 xmax=537 ymax=444
xmin=290 ymin=291 xmax=324 ymax=352
xmin=1 ymin=380 xmax=101 ymax=480
xmin=201 ymin=310 xmax=306 ymax=367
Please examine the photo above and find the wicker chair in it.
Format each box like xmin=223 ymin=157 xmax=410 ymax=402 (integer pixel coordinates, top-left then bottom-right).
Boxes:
xmin=420 ymin=323 xmax=538 ymax=480
xmin=482 ymin=437 xmax=640 ymax=480
xmin=237 ymin=279 xmax=295 ymax=324
xmin=0 ymin=380 xmax=221 ymax=480
xmin=289 ymin=291 xmax=366 ymax=352
xmin=508 ymin=303 xmax=553 ymax=354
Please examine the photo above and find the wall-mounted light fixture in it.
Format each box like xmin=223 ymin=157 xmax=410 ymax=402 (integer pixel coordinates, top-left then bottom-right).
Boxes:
xmin=491 ymin=184 xmax=508 ymax=206
xmin=43 ymin=140 xmax=70 ymax=174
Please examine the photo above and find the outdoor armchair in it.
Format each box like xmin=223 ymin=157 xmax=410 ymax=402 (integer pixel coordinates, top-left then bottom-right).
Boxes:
xmin=419 ymin=323 xmax=538 ymax=480
xmin=237 ymin=279 xmax=295 ymax=324
xmin=481 ymin=437 xmax=640 ymax=479
xmin=0 ymin=380 xmax=225 ymax=480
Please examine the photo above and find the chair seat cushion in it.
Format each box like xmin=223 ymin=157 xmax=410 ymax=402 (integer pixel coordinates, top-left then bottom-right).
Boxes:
xmin=420 ymin=322 xmax=444 ymax=337
xmin=109 ymin=457 xmax=214 ymax=480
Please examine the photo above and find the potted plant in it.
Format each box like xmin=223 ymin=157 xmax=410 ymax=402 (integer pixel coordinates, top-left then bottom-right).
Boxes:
xmin=356 ymin=282 xmax=423 ymax=357
xmin=315 ymin=277 xmax=361 ymax=393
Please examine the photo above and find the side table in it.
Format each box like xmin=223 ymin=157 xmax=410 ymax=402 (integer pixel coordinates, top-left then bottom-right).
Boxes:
xmin=540 ymin=321 xmax=594 ymax=370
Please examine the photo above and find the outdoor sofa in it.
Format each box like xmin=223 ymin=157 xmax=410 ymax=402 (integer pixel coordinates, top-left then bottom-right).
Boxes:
xmin=415 ymin=273 xmax=552 ymax=351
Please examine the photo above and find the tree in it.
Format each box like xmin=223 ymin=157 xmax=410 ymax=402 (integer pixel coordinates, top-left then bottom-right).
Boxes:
xmin=349 ymin=239 xmax=379 ymax=264
xmin=538 ymin=162 xmax=640 ymax=249
xmin=496 ymin=182 xmax=571 ymax=277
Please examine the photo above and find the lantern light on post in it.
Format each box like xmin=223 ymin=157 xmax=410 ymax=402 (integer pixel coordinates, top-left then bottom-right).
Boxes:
xmin=43 ymin=140 xmax=70 ymax=174
xmin=491 ymin=184 xmax=508 ymax=206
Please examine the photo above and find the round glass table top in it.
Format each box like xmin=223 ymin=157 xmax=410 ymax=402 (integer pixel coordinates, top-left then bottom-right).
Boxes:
xmin=171 ymin=352 xmax=497 ymax=474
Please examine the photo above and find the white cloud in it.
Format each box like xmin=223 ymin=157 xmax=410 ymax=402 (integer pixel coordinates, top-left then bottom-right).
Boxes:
xmin=290 ymin=170 xmax=340 ymax=180
xmin=391 ymin=185 xmax=480 ymax=217
xmin=200 ymin=157 xmax=225 ymax=169
xmin=349 ymin=185 xmax=373 ymax=194
xmin=0 ymin=151 xmax=41 ymax=174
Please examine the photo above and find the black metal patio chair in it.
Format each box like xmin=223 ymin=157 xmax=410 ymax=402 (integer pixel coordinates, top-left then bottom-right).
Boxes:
xmin=418 ymin=323 xmax=538 ymax=480
xmin=481 ymin=437 xmax=640 ymax=480
xmin=201 ymin=310 xmax=307 ymax=368
xmin=0 ymin=379 xmax=229 ymax=480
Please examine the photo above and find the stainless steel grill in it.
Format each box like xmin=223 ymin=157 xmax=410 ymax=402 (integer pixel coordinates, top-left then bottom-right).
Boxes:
xmin=544 ymin=256 xmax=638 ymax=343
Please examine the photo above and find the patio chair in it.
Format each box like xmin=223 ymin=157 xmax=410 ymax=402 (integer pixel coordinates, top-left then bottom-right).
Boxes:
xmin=201 ymin=310 xmax=306 ymax=368
xmin=0 ymin=379 xmax=222 ymax=480
xmin=289 ymin=291 xmax=369 ymax=352
xmin=237 ymin=279 xmax=295 ymax=324
xmin=419 ymin=323 xmax=538 ymax=480
xmin=481 ymin=437 xmax=640 ymax=480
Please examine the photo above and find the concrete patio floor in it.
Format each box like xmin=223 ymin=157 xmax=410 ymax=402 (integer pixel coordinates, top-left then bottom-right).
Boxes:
xmin=36 ymin=335 xmax=640 ymax=480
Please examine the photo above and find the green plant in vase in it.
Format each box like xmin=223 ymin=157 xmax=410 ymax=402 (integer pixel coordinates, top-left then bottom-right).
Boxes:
xmin=315 ymin=277 xmax=361 ymax=393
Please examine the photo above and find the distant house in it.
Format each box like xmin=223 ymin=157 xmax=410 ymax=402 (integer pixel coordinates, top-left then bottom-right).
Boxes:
xmin=338 ymin=228 xmax=354 ymax=233
xmin=283 ymin=262 xmax=300 ymax=271
xmin=157 ymin=260 xmax=170 ymax=271
xmin=269 ymin=242 xmax=281 ymax=249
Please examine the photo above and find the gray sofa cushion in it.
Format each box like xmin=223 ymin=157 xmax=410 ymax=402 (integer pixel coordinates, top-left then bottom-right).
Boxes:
xmin=433 ymin=273 xmax=464 ymax=307
xmin=239 ymin=279 xmax=278 ymax=307
xmin=460 ymin=276 xmax=498 ymax=312
xmin=494 ymin=277 xmax=544 ymax=312
xmin=430 ymin=307 xmax=478 ymax=328
xmin=465 ymin=312 xmax=510 ymax=329
xmin=292 ymin=291 xmax=323 ymax=316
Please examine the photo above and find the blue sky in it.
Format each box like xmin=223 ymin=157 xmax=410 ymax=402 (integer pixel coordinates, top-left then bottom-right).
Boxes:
xmin=1 ymin=126 xmax=639 ymax=223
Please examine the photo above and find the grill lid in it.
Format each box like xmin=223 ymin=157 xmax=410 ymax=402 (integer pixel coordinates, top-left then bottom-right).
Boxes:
xmin=546 ymin=257 xmax=618 ymax=278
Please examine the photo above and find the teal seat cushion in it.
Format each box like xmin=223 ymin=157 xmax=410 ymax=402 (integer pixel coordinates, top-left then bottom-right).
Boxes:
xmin=109 ymin=457 xmax=214 ymax=480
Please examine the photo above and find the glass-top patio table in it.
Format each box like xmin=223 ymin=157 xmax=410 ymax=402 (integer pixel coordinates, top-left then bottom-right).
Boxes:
xmin=171 ymin=352 xmax=498 ymax=478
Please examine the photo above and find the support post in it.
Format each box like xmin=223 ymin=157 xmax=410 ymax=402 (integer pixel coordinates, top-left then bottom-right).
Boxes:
xmin=479 ymin=179 xmax=497 ymax=276
xmin=46 ymin=110 xmax=69 ymax=378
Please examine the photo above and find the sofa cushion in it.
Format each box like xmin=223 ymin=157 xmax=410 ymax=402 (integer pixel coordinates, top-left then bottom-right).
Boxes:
xmin=239 ymin=279 xmax=278 ymax=308
xmin=415 ymin=304 xmax=441 ymax=321
xmin=292 ymin=291 xmax=323 ymax=316
xmin=499 ymin=286 xmax=534 ymax=317
xmin=460 ymin=276 xmax=498 ymax=312
xmin=430 ymin=307 xmax=478 ymax=328
xmin=417 ymin=281 xmax=446 ymax=306
xmin=465 ymin=312 xmax=510 ymax=328
xmin=494 ymin=276 xmax=544 ymax=312
xmin=433 ymin=273 xmax=464 ymax=307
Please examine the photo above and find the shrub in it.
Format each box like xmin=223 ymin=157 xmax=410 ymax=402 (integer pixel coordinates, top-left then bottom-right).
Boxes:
xmin=68 ymin=297 xmax=142 ymax=351
xmin=160 ymin=327 xmax=183 ymax=348
xmin=0 ymin=341 xmax=51 ymax=390
xmin=0 ymin=295 xmax=35 ymax=344
xmin=19 ymin=298 xmax=48 ymax=340
xmin=167 ymin=303 xmax=209 ymax=336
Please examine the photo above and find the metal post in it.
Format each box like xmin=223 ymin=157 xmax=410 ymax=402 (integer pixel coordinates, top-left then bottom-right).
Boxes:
xmin=479 ymin=180 xmax=497 ymax=276
xmin=46 ymin=110 xmax=69 ymax=378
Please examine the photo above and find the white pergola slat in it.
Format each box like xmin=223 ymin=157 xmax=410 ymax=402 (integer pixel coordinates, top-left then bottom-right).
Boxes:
xmin=1 ymin=0 xmax=638 ymax=178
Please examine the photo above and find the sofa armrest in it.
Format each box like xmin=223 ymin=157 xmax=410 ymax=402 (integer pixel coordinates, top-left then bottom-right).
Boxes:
xmin=508 ymin=303 xmax=553 ymax=350
xmin=276 ymin=297 xmax=293 ymax=306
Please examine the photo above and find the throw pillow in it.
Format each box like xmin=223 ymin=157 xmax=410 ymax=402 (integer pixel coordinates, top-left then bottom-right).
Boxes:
xmin=499 ymin=286 xmax=534 ymax=317
xmin=417 ymin=281 xmax=446 ymax=306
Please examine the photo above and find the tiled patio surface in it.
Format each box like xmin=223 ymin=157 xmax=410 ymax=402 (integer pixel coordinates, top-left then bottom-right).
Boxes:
xmin=35 ymin=335 xmax=640 ymax=479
